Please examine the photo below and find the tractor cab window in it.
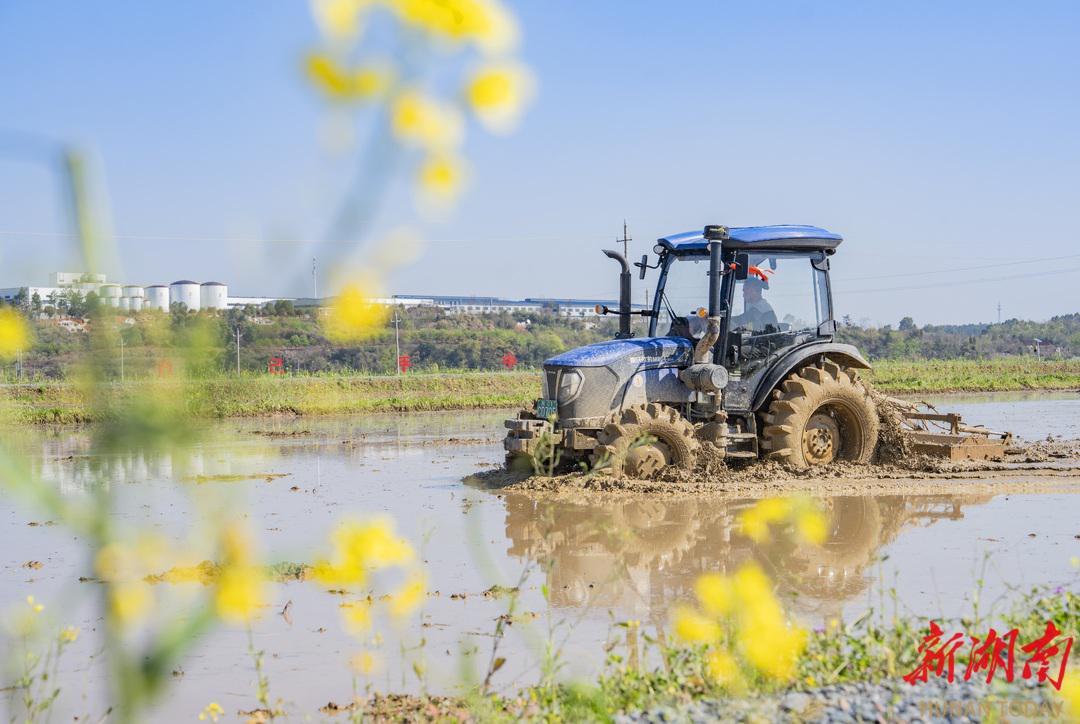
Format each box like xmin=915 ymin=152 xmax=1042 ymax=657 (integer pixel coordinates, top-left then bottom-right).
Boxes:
xmin=658 ymin=256 xmax=710 ymax=336
xmin=729 ymin=254 xmax=830 ymax=377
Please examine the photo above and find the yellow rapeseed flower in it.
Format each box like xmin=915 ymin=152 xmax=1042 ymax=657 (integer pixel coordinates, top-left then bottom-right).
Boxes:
xmin=730 ymin=564 xmax=807 ymax=681
xmin=109 ymin=582 xmax=151 ymax=624
xmin=306 ymin=53 xmax=392 ymax=101
xmin=707 ymin=649 xmax=745 ymax=691
xmin=60 ymin=626 xmax=79 ymax=643
xmin=391 ymin=90 xmax=463 ymax=150
xmin=739 ymin=497 xmax=791 ymax=542
xmin=1060 ymin=669 xmax=1080 ymax=722
xmin=695 ymin=572 xmax=734 ymax=617
xmin=795 ymin=508 xmax=827 ymax=545
xmin=388 ymin=0 xmax=517 ymax=54
xmin=26 ymin=595 xmax=43 ymax=614
xmin=465 ymin=62 xmax=534 ymax=133
xmin=350 ymin=651 xmax=380 ymax=675
xmin=418 ymin=153 xmax=465 ymax=201
xmin=324 ymin=281 xmax=391 ymax=343
xmin=671 ymin=604 xmax=721 ymax=644
xmin=310 ymin=0 xmax=371 ymax=40
xmin=0 ymin=307 xmax=32 ymax=361
xmin=214 ymin=524 xmax=265 ymax=625
xmin=215 ymin=566 xmax=264 ymax=624
xmin=340 ymin=600 xmax=372 ymax=634
xmin=388 ymin=570 xmax=426 ymax=618
xmin=314 ymin=517 xmax=415 ymax=586
xmin=198 ymin=701 xmax=225 ymax=722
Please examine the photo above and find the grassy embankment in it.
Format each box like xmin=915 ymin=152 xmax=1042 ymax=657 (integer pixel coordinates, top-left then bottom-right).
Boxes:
xmin=1 ymin=358 xmax=1077 ymax=424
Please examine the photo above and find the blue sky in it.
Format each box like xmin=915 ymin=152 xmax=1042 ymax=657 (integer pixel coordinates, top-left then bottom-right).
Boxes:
xmin=1 ymin=1 xmax=1077 ymax=325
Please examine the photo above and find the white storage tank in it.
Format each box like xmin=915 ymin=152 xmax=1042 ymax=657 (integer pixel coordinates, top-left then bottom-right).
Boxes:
xmin=123 ymin=285 xmax=144 ymax=299
xmin=118 ymin=297 xmax=131 ymax=311
xmin=145 ymin=285 xmax=169 ymax=311
xmin=169 ymin=280 xmax=201 ymax=311
xmin=200 ymin=282 xmax=228 ymax=310
xmin=129 ymin=296 xmax=143 ymax=312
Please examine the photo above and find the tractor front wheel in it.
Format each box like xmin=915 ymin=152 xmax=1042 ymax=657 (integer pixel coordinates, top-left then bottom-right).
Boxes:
xmin=760 ymin=361 xmax=879 ymax=470
xmin=591 ymin=403 xmax=699 ymax=477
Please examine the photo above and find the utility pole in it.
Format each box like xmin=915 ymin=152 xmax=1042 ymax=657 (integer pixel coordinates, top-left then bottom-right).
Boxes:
xmin=312 ymin=257 xmax=318 ymax=299
xmin=617 ymin=220 xmax=632 ymax=260
xmin=235 ymin=327 xmax=242 ymax=374
xmin=997 ymin=302 xmax=1002 ymax=324
xmin=393 ymin=312 xmax=401 ymax=376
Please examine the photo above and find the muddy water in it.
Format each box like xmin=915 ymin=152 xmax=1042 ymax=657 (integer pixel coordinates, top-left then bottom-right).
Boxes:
xmin=1 ymin=393 xmax=1078 ymax=719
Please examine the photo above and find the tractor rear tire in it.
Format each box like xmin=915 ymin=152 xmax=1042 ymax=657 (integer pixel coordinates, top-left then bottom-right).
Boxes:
xmin=760 ymin=360 xmax=879 ymax=470
xmin=591 ymin=403 xmax=699 ymax=477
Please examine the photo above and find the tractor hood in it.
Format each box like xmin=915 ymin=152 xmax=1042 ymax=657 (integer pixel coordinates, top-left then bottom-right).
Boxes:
xmin=541 ymin=337 xmax=695 ymax=424
xmin=544 ymin=337 xmax=693 ymax=370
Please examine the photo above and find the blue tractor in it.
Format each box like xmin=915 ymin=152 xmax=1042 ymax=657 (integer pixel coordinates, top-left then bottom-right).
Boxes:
xmin=504 ymin=224 xmax=882 ymax=475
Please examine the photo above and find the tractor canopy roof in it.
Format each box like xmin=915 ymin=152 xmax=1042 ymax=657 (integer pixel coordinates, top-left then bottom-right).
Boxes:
xmin=659 ymin=225 xmax=843 ymax=253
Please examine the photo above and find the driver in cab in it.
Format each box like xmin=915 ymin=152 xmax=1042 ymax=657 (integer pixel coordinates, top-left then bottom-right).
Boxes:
xmin=730 ymin=277 xmax=777 ymax=332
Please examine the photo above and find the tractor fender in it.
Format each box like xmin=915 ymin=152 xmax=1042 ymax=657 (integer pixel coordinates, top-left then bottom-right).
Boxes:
xmin=749 ymin=342 xmax=871 ymax=412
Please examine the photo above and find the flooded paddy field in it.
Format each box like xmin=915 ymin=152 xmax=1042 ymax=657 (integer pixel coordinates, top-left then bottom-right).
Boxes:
xmin=2 ymin=392 xmax=1079 ymax=719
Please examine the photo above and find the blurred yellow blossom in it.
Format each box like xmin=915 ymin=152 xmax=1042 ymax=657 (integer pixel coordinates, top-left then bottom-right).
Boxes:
xmin=418 ymin=153 xmax=465 ymax=201
xmin=340 ymin=600 xmax=372 ymax=634
xmin=1060 ymin=669 xmax=1080 ymax=722
xmin=26 ymin=595 xmax=43 ymax=614
xmin=306 ymin=53 xmax=392 ymax=101
xmin=388 ymin=570 xmax=426 ymax=618
xmin=198 ymin=702 xmax=225 ymax=722
xmin=313 ymin=517 xmax=415 ymax=587
xmin=0 ymin=307 xmax=32 ymax=361
xmin=324 ymin=280 xmax=391 ymax=343
xmin=391 ymin=90 xmax=463 ymax=150
xmin=732 ymin=564 xmax=807 ymax=680
xmin=310 ymin=0 xmax=370 ymax=40
xmin=350 ymin=651 xmax=380 ymax=675
xmin=465 ymin=62 xmax=534 ymax=133
xmin=795 ymin=508 xmax=828 ymax=545
xmin=707 ymin=649 xmax=744 ymax=691
xmin=739 ymin=496 xmax=826 ymax=545
xmin=214 ymin=524 xmax=265 ymax=625
xmin=674 ymin=563 xmax=808 ymax=685
xmin=695 ymin=572 xmax=734 ymax=617
xmin=109 ymin=582 xmax=151 ymax=624
xmin=672 ymin=604 xmax=720 ymax=644
xmin=60 ymin=626 xmax=79 ymax=643
xmin=389 ymin=0 xmax=517 ymax=54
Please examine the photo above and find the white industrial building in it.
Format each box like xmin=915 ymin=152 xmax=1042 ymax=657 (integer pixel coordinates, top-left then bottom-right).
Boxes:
xmin=145 ymin=285 xmax=169 ymax=311
xmin=169 ymin=281 xmax=201 ymax=311
xmin=200 ymin=282 xmax=228 ymax=310
xmin=0 ymin=272 xmax=231 ymax=314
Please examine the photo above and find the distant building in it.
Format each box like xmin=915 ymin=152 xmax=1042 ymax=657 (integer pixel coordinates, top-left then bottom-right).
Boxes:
xmin=391 ymin=294 xmax=644 ymax=317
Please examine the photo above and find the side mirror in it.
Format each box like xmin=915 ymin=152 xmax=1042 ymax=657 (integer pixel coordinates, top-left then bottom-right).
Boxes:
xmin=638 ymin=254 xmax=648 ymax=280
xmin=734 ymin=252 xmax=750 ymax=281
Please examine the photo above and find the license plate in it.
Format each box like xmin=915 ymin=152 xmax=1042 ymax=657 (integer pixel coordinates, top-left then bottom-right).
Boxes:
xmin=535 ymin=398 xmax=558 ymax=420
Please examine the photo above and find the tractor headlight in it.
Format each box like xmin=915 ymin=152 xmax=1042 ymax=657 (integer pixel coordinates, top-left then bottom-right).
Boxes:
xmin=557 ymin=370 xmax=583 ymax=403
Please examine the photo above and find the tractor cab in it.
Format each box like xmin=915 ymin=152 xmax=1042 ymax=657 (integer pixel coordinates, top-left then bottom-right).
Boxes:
xmin=649 ymin=226 xmax=843 ymax=412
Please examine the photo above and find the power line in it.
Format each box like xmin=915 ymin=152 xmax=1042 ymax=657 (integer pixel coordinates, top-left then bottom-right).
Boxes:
xmin=839 ymin=252 xmax=1080 ymax=281
xmin=836 ymin=265 xmax=1080 ymax=295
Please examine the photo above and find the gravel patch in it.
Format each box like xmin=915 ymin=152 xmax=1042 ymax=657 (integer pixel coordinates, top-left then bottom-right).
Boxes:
xmin=616 ymin=678 xmax=1063 ymax=723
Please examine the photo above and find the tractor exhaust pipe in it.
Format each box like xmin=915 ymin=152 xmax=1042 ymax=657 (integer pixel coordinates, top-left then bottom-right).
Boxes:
xmin=703 ymin=225 xmax=728 ymax=318
xmin=602 ymin=249 xmax=632 ymax=339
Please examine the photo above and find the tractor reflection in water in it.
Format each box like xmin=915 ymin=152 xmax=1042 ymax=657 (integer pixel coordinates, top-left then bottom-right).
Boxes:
xmin=501 ymin=493 xmax=994 ymax=628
